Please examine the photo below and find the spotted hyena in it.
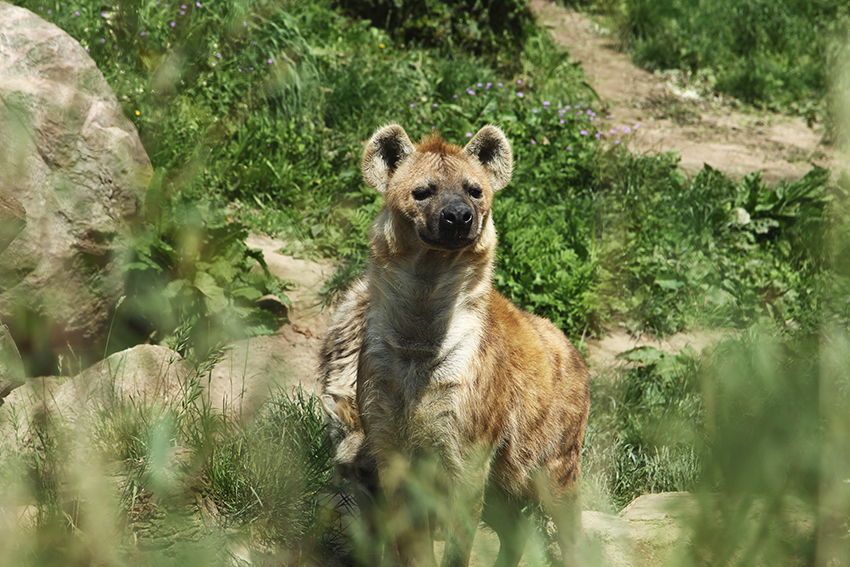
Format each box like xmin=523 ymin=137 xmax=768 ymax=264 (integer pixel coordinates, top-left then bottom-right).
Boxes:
xmin=320 ymin=124 xmax=590 ymax=567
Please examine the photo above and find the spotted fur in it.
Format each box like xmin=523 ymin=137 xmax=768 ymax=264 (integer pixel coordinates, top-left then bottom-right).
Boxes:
xmin=320 ymin=124 xmax=590 ymax=567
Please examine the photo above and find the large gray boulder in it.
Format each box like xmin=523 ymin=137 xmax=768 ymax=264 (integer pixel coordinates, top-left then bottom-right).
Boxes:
xmin=0 ymin=2 xmax=152 ymax=374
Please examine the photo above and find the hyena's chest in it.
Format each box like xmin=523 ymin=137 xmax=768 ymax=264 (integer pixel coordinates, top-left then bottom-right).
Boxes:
xmin=360 ymin=315 xmax=481 ymax=457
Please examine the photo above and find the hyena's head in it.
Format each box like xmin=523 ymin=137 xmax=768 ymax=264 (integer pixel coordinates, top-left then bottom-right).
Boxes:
xmin=362 ymin=124 xmax=512 ymax=252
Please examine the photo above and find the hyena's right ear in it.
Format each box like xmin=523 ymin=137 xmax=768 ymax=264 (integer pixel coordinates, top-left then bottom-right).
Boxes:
xmin=362 ymin=124 xmax=416 ymax=193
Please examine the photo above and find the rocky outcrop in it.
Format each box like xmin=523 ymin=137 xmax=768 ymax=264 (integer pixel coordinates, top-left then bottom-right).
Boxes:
xmin=0 ymin=2 xmax=152 ymax=374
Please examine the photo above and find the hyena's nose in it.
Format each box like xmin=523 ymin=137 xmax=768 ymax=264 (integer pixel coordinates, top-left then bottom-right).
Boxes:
xmin=440 ymin=202 xmax=474 ymax=233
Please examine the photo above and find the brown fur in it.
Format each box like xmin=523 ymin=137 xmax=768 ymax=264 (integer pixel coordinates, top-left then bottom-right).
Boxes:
xmin=320 ymin=124 xmax=590 ymax=567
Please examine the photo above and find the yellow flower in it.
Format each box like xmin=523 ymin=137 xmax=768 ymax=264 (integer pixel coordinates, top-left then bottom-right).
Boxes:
xmin=135 ymin=110 xmax=141 ymax=116
xmin=379 ymin=43 xmax=385 ymax=49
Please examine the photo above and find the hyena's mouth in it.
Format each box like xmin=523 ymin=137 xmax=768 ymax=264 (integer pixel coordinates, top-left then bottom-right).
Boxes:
xmin=420 ymin=200 xmax=479 ymax=250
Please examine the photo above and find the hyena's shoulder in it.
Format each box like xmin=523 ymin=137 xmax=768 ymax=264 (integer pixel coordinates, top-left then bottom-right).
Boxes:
xmin=319 ymin=277 xmax=369 ymax=466
xmin=491 ymin=290 xmax=588 ymax=389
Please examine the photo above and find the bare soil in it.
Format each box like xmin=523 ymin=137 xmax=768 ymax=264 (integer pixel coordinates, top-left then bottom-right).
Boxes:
xmin=530 ymin=0 xmax=834 ymax=184
xmin=208 ymin=234 xmax=334 ymax=403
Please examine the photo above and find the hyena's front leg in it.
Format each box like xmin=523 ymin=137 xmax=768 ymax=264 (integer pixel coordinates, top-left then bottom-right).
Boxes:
xmin=438 ymin=451 xmax=492 ymax=567
xmin=378 ymin=452 xmax=439 ymax=567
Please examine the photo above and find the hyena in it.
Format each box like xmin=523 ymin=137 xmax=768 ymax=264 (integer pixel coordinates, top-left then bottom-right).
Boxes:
xmin=320 ymin=124 xmax=590 ymax=567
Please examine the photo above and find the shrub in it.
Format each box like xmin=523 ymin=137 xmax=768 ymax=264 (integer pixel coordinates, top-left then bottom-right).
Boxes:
xmin=334 ymin=0 xmax=533 ymax=65
xmin=117 ymin=172 xmax=290 ymax=363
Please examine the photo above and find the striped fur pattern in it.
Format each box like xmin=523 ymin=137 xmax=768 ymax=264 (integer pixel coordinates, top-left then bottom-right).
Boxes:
xmin=320 ymin=124 xmax=590 ymax=567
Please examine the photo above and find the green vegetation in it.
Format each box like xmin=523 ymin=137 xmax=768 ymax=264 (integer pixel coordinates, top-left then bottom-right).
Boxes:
xmin=3 ymin=0 xmax=850 ymax=565
xmin=0 ymin=377 xmax=341 ymax=566
xmin=561 ymin=0 xmax=850 ymax=123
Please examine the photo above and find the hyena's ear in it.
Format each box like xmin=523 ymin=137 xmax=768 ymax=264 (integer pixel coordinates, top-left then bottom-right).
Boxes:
xmin=463 ymin=125 xmax=513 ymax=191
xmin=362 ymin=124 xmax=416 ymax=193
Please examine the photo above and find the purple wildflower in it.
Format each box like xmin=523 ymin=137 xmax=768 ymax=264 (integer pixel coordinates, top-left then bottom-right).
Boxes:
xmin=516 ymin=92 xmax=524 ymax=98
xmin=101 ymin=11 xmax=107 ymax=17
xmin=468 ymin=90 xmax=476 ymax=95
xmin=268 ymin=58 xmax=273 ymax=64
xmin=623 ymin=126 xmax=632 ymax=133
xmin=466 ymin=132 xmax=473 ymax=137
xmin=531 ymin=140 xmax=537 ymax=145
xmin=75 ymin=11 xmax=80 ymax=16
xmin=566 ymin=146 xmax=572 ymax=151
xmin=543 ymin=101 xmax=551 ymax=106
xmin=580 ymin=130 xmax=588 ymax=135
xmin=615 ymin=140 xmax=621 ymax=144
xmin=560 ymin=119 xmax=565 ymax=124
xmin=170 ymin=21 xmax=176 ymax=27
xmin=433 ymin=103 xmax=438 ymax=107
xmin=609 ymin=129 xmax=617 ymax=134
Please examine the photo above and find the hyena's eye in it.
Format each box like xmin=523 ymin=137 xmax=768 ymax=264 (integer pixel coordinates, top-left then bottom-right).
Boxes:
xmin=465 ymin=182 xmax=483 ymax=199
xmin=412 ymin=186 xmax=433 ymax=201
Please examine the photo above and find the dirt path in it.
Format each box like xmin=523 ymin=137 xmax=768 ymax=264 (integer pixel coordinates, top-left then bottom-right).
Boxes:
xmin=530 ymin=0 xmax=832 ymax=183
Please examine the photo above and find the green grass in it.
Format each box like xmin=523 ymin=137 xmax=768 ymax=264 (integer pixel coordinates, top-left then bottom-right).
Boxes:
xmin=563 ymin=0 xmax=850 ymax=124
xmin=0 ymin=374 xmax=342 ymax=567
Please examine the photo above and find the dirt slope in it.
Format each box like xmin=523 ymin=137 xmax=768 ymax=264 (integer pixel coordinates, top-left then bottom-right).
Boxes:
xmin=530 ymin=0 xmax=832 ymax=183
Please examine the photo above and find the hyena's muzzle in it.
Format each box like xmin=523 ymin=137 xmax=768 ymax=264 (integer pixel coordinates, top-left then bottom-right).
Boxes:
xmin=418 ymin=180 xmax=484 ymax=250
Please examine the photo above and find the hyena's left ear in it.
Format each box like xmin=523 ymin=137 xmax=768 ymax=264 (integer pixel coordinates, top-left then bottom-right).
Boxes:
xmin=362 ymin=124 xmax=417 ymax=193
xmin=463 ymin=125 xmax=513 ymax=191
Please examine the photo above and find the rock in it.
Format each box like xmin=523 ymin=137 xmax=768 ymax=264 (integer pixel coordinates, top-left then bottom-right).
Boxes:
xmin=1 ymin=343 xmax=286 ymax=431
xmin=3 ymin=345 xmax=192 ymax=428
xmin=583 ymin=492 xmax=698 ymax=567
xmin=0 ymin=2 xmax=152 ymax=375
xmin=0 ymin=324 xmax=25 ymax=407
xmin=0 ymin=189 xmax=25 ymax=254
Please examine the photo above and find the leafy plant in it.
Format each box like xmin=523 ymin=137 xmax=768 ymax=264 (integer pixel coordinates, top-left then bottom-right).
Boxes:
xmin=117 ymin=173 xmax=290 ymax=362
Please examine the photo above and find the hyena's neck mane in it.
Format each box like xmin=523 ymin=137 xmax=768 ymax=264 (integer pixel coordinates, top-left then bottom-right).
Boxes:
xmin=366 ymin=212 xmax=497 ymax=358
